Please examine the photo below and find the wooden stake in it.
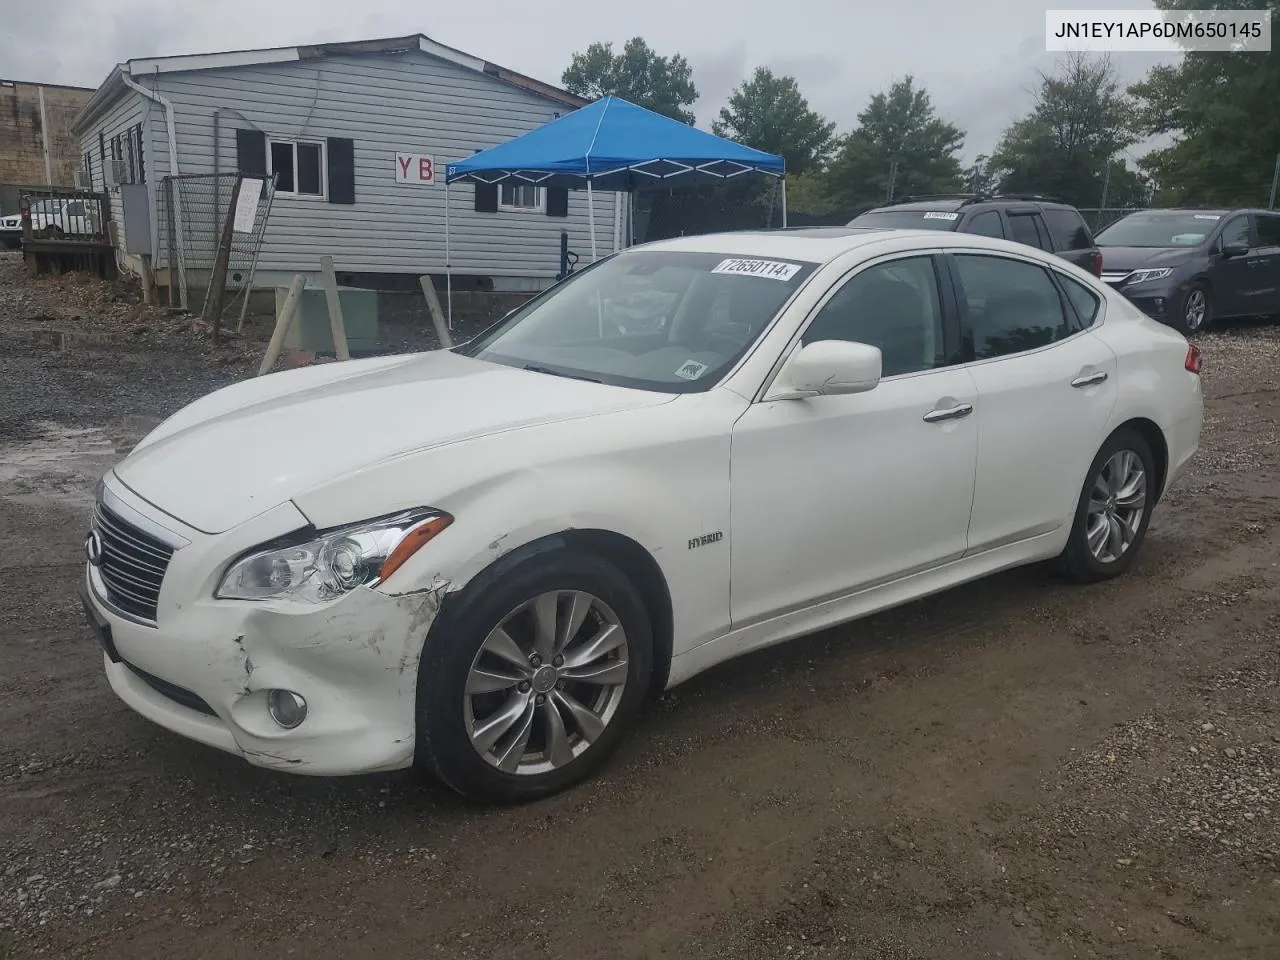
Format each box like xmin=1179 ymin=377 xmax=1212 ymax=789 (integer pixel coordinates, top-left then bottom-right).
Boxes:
xmin=320 ymin=255 xmax=350 ymax=361
xmin=205 ymin=176 xmax=242 ymax=343
xmin=258 ymin=274 xmax=307 ymax=377
xmin=418 ymin=275 xmax=453 ymax=349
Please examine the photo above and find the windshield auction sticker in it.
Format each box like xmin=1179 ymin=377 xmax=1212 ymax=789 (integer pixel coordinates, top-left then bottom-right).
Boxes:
xmin=922 ymin=212 xmax=960 ymax=220
xmin=711 ymin=258 xmax=802 ymax=281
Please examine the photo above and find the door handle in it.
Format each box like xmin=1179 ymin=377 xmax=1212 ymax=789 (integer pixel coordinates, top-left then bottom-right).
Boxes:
xmin=1071 ymin=370 xmax=1109 ymax=388
xmin=923 ymin=402 xmax=973 ymax=423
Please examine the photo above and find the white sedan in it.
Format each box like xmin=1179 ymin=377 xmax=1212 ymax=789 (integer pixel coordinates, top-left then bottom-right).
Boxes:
xmin=81 ymin=228 xmax=1203 ymax=802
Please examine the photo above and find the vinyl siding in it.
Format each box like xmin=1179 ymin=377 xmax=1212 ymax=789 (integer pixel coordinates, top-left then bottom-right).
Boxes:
xmin=140 ymin=50 xmax=617 ymax=279
xmin=77 ymin=90 xmax=147 ymax=257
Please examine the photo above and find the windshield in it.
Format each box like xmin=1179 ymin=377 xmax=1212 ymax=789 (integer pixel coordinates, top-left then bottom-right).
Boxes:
xmin=1096 ymin=212 xmax=1222 ymax=247
xmin=849 ymin=210 xmax=961 ymax=231
xmin=457 ymin=250 xmax=817 ymax=393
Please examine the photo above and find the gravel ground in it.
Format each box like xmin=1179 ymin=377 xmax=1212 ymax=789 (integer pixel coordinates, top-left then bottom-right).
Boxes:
xmin=1 ymin=251 xmax=1279 ymax=958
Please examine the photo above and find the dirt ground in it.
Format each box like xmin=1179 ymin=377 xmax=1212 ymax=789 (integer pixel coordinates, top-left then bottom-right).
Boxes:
xmin=1 ymin=250 xmax=1279 ymax=959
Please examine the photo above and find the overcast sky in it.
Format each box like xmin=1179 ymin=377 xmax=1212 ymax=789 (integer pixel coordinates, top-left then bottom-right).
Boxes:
xmin=4 ymin=0 xmax=1181 ymax=162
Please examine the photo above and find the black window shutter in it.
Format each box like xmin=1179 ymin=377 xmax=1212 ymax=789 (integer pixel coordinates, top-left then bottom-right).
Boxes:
xmin=236 ymin=129 xmax=267 ymax=178
xmin=327 ymin=137 xmax=355 ymax=204
xmin=135 ymin=123 xmax=145 ymax=183
xmin=474 ymin=182 xmax=498 ymax=213
xmin=98 ymin=131 xmax=105 ymax=169
xmin=546 ymin=186 xmax=568 ymax=218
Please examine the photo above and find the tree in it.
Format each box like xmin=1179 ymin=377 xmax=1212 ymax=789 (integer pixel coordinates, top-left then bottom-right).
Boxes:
xmin=988 ymin=53 xmax=1140 ymax=208
xmin=562 ymin=38 xmax=698 ymax=123
xmin=712 ymin=68 xmax=836 ymax=175
xmin=1130 ymin=0 xmax=1279 ymax=206
xmin=823 ymin=77 xmax=965 ymax=211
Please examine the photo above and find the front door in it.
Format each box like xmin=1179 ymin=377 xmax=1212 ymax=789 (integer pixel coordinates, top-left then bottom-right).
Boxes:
xmin=1209 ymin=214 xmax=1256 ymax=318
xmin=947 ymin=252 xmax=1119 ymax=552
xmin=729 ymin=254 xmax=978 ymax=628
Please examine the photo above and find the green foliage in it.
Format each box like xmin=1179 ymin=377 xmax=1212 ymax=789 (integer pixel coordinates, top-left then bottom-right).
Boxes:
xmin=561 ymin=38 xmax=698 ymax=123
xmin=823 ymin=77 xmax=966 ymax=211
xmin=1130 ymin=0 xmax=1280 ymax=206
xmin=988 ymin=53 xmax=1143 ymax=207
xmin=712 ymin=67 xmax=837 ymax=176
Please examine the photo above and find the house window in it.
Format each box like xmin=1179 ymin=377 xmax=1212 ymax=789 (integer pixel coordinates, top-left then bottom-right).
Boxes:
xmin=499 ymin=183 xmax=543 ymax=212
xmin=268 ymin=139 xmax=325 ymax=197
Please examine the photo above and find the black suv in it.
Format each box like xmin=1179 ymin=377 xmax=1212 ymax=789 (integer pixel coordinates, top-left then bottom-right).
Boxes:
xmin=848 ymin=194 xmax=1103 ymax=277
xmin=1094 ymin=208 xmax=1280 ymax=335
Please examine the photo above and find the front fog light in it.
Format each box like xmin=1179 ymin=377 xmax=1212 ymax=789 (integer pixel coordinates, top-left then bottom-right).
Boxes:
xmin=267 ymin=690 xmax=308 ymax=729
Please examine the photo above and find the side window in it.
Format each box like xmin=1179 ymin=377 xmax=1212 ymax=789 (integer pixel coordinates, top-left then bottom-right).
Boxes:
xmin=1043 ymin=208 xmax=1094 ymax=251
xmin=966 ymin=210 xmax=1005 ymax=238
xmin=1220 ymin=215 xmax=1252 ymax=249
xmin=1255 ymin=214 xmax=1280 ymax=247
xmin=1059 ymin=274 xmax=1102 ymax=329
xmin=1007 ymin=214 xmax=1048 ymax=250
xmin=952 ymin=254 xmax=1073 ymax=360
xmin=802 ymin=256 xmax=946 ymax=377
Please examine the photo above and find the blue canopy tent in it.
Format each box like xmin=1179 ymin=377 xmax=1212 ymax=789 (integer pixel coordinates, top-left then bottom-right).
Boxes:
xmin=441 ymin=96 xmax=787 ymax=321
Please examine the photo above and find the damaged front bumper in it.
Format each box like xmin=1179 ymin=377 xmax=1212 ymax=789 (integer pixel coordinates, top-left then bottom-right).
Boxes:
xmin=83 ymin=481 xmax=448 ymax=776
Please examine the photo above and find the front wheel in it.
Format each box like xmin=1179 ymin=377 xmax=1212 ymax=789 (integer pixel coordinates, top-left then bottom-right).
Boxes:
xmin=415 ymin=547 xmax=653 ymax=803
xmin=1174 ymin=282 xmax=1212 ymax=336
xmin=1056 ymin=428 xmax=1157 ymax=583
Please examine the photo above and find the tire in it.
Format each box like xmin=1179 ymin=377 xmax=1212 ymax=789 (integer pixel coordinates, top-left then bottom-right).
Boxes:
xmin=1056 ymin=427 xmax=1157 ymax=583
xmin=415 ymin=546 xmax=653 ymax=803
xmin=1174 ymin=281 xmax=1212 ymax=336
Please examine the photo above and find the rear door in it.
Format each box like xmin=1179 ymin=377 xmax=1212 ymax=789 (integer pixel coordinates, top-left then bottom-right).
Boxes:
xmin=947 ymin=251 xmax=1118 ymax=552
xmin=1004 ymin=208 xmax=1053 ymax=255
xmin=1253 ymin=212 xmax=1280 ymax=315
xmin=1041 ymin=206 xmax=1099 ymax=272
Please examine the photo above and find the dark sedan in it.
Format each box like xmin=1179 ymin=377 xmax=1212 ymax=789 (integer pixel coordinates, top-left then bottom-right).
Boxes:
xmin=1095 ymin=208 xmax=1280 ymax=334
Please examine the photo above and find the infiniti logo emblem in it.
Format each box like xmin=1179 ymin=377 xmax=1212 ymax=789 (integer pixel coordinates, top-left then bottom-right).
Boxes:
xmin=85 ymin=530 xmax=104 ymax=566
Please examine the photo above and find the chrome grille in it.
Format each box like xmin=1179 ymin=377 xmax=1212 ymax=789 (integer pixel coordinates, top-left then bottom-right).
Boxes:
xmin=93 ymin=503 xmax=173 ymax=622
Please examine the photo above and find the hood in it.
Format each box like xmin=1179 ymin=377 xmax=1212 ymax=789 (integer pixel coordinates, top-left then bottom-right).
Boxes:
xmin=1097 ymin=245 xmax=1200 ymax=274
xmin=114 ymin=351 xmax=673 ymax=534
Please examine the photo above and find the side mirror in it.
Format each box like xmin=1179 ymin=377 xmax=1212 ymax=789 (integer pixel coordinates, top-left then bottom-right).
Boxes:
xmin=775 ymin=339 xmax=882 ymax=399
xmin=1221 ymin=241 xmax=1249 ymax=259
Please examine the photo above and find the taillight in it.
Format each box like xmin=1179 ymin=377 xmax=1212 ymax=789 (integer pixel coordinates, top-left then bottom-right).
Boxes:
xmin=1185 ymin=344 xmax=1202 ymax=374
xmin=1091 ymin=251 xmax=1103 ymax=277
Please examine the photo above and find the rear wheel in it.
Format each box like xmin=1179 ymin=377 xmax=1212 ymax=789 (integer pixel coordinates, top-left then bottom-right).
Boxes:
xmin=415 ymin=547 xmax=653 ymax=803
xmin=1056 ymin=428 xmax=1157 ymax=583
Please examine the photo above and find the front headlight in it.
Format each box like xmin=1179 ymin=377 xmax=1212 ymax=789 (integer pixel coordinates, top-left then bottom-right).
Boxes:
xmin=1127 ymin=268 xmax=1174 ymax=285
xmin=216 ymin=508 xmax=453 ymax=603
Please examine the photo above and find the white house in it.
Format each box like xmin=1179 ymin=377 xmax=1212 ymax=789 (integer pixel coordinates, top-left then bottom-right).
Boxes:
xmin=71 ymin=35 xmax=618 ymax=301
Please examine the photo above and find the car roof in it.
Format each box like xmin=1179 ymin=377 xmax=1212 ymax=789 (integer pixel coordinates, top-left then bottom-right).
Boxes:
xmin=635 ymin=226 xmax=1058 ymax=266
xmin=1121 ymin=208 xmax=1232 ymax=217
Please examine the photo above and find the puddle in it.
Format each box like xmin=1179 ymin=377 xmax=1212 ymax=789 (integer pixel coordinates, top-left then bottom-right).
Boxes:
xmin=0 ymin=422 xmax=127 ymax=508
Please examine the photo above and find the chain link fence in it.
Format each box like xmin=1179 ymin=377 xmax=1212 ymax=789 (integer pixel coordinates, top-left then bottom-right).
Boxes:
xmin=158 ymin=173 xmax=276 ymax=327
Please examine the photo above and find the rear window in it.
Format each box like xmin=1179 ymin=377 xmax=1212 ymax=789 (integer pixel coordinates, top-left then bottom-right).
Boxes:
xmin=849 ymin=210 xmax=962 ymax=231
xmin=1059 ymin=274 xmax=1102 ymax=328
xmin=1043 ymin=208 xmax=1094 ymax=251
xmin=1007 ymin=213 xmax=1050 ymax=250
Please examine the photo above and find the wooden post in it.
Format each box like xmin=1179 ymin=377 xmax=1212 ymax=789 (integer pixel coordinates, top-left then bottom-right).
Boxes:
xmin=319 ymin=255 xmax=350 ymax=361
xmin=258 ymin=274 xmax=307 ymax=377
xmin=418 ymin=275 xmax=453 ymax=349
xmin=204 ymin=176 xmax=242 ymax=343
xmin=139 ymin=254 xmax=156 ymax=305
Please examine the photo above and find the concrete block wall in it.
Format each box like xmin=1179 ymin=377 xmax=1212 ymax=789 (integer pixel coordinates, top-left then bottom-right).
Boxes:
xmin=0 ymin=80 xmax=95 ymax=211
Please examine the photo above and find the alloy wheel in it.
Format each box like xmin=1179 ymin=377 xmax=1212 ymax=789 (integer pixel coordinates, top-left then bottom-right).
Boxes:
xmin=463 ymin=590 xmax=630 ymax=775
xmin=1185 ymin=289 xmax=1207 ymax=331
xmin=1086 ymin=449 xmax=1148 ymax=563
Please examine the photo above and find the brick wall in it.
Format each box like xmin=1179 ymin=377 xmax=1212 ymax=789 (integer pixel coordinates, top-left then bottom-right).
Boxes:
xmin=0 ymin=80 xmax=94 ymax=188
